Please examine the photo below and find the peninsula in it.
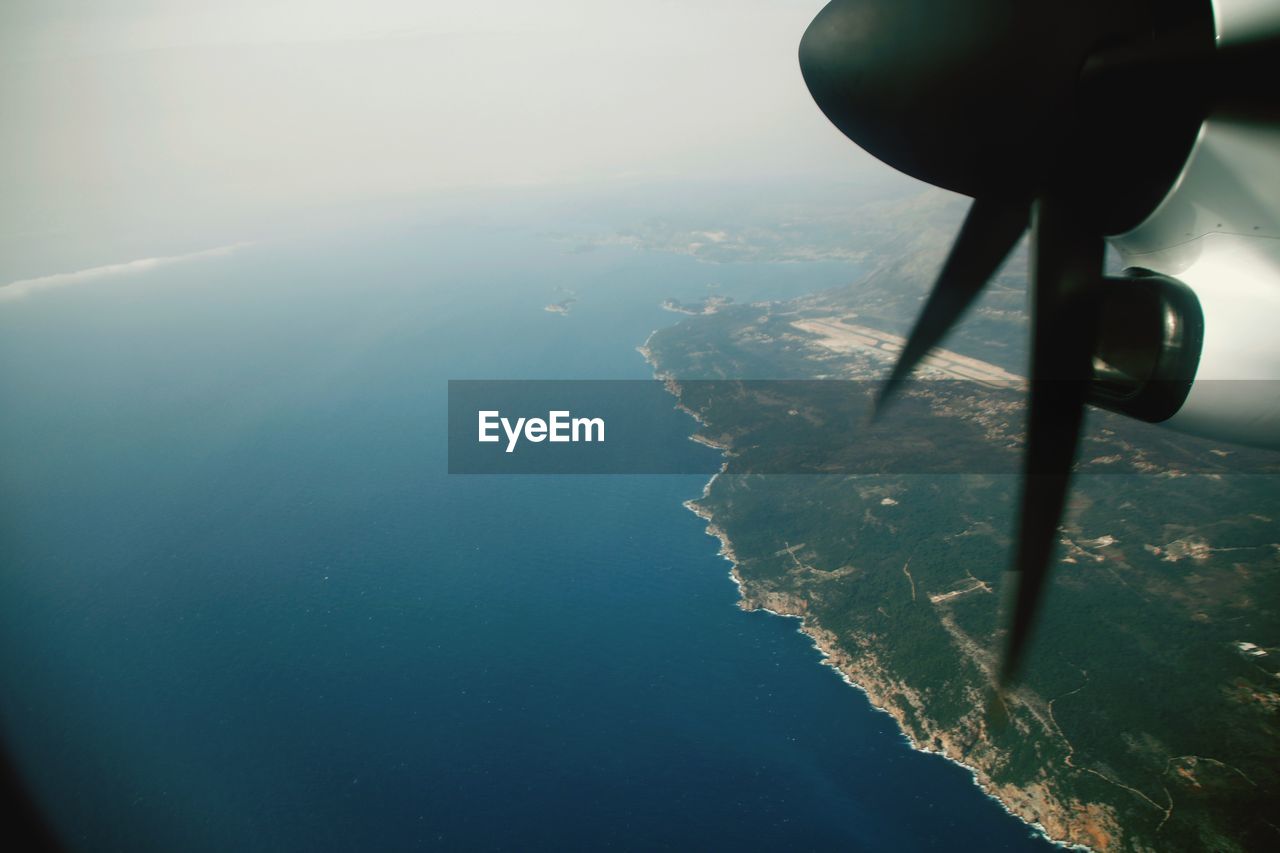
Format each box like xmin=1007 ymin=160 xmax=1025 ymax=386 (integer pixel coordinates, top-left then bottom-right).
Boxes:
xmin=642 ymin=193 xmax=1280 ymax=851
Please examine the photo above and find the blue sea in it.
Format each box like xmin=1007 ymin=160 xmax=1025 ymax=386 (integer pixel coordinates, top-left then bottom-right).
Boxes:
xmin=0 ymin=199 xmax=1055 ymax=851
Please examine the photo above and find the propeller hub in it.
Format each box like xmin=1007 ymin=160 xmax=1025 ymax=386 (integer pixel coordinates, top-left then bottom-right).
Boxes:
xmin=799 ymin=0 xmax=1061 ymax=199
xmin=799 ymin=0 xmax=1215 ymax=231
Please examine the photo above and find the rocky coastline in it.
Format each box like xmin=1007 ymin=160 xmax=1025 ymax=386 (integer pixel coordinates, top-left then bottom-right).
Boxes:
xmin=683 ymin=485 xmax=1116 ymax=851
xmin=646 ymin=340 xmax=1120 ymax=850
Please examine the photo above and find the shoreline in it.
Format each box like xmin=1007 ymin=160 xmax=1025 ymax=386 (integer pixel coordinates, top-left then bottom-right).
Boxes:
xmin=682 ymin=492 xmax=1095 ymax=852
xmin=640 ymin=336 xmax=1103 ymax=851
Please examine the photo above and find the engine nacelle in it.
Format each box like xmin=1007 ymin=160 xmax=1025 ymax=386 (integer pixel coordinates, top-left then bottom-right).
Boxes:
xmin=1143 ymin=234 xmax=1280 ymax=449
xmin=1101 ymin=0 xmax=1280 ymax=451
xmin=1088 ymin=271 xmax=1203 ymax=424
xmin=1088 ymin=260 xmax=1280 ymax=449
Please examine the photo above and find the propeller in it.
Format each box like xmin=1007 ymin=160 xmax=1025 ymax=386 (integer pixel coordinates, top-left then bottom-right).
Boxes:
xmin=799 ymin=0 xmax=1220 ymax=686
xmin=1001 ymin=197 xmax=1102 ymax=684
xmin=872 ymin=198 xmax=1027 ymax=416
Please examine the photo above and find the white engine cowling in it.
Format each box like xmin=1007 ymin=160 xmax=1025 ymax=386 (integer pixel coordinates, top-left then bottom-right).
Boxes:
xmin=1103 ymin=0 xmax=1280 ymax=449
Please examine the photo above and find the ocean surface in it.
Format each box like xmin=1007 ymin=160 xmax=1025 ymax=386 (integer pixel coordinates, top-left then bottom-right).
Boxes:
xmin=0 ymin=203 xmax=1055 ymax=850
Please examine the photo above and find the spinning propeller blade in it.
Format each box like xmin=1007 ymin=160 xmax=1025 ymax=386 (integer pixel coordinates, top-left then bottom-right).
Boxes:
xmin=874 ymin=198 xmax=1027 ymax=416
xmin=1001 ymin=198 xmax=1102 ymax=685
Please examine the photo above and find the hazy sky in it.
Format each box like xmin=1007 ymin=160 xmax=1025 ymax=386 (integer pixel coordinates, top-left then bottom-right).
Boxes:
xmin=1 ymin=1 xmax=892 ymax=277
